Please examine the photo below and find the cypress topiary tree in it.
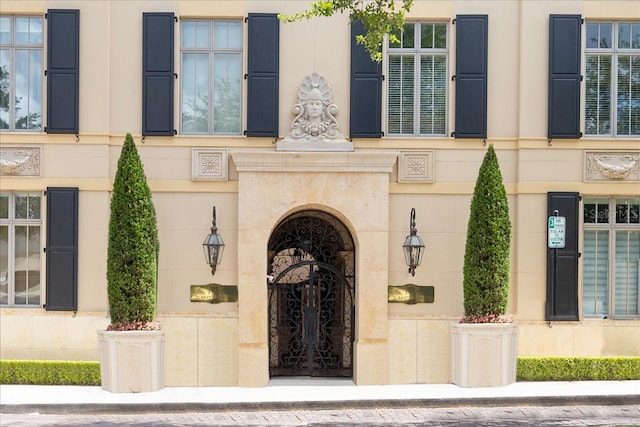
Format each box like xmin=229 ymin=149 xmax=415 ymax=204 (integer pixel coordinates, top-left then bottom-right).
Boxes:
xmin=106 ymin=133 xmax=159 ymax=330
xmin=462 ymin=144 xmax=512 ymax=323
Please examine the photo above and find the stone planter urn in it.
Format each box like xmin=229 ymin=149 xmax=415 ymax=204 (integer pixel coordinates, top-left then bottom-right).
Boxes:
xmin=97 ymin=330 xmax=165 ymax=393
xmin=450 ymin=323 xmax=518 ymax=387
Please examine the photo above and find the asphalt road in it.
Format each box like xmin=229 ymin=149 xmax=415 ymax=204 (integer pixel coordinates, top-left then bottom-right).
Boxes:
xmin=1 ymin=404 xmax=638 ymax=426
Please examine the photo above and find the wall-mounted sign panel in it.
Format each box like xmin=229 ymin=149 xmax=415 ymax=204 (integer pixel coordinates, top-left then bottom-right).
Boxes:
xmin=548 ymin=216 xmax=566 ymax=249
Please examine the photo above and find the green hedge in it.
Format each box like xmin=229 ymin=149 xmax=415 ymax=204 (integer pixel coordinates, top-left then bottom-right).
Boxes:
xmin=517 ymin=357 xmax=640 ymax=381
xmin=1 ymin=357 xmax=639 ymax=385
xmin=0 ymin=360 xmax=100 ymax=385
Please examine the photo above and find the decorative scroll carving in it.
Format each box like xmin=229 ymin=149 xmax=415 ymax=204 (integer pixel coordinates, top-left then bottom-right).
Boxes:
xmin=398 ymin=151 xmax=434 ymax=183
xmin=0 ymin=147 xmax=41 ymax=177
xmin=585 ymin=151 xmax=640 ymax=181
xmin=192 ymin=148 xmax=228 ymax=180
xmin=278 ymin=73 xmax=352 ymax=151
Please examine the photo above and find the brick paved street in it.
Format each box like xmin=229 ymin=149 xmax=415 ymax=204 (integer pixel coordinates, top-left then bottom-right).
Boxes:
xmin=1 ymin=404 xmax=639 ymax=426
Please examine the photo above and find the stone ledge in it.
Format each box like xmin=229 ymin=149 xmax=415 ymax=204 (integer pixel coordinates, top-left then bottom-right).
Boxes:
xmin=231 ymin=150 xmax=397 ymax=173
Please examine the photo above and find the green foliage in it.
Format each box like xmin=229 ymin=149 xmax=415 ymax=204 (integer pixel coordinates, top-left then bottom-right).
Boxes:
xmin=107 ymin=133 xmax=159 ymax=328
xmin=462 ymin=145 xmax=511 ymax=320
xmin=279 ymin=0 xmax=414 ymax=62
xmin=517 ymin=357 xmax=640 ymax=381
xmin=3 ymin=357 xmax=637 ymax=385
xmin=0 ymin=360 xmax=100 ymax=385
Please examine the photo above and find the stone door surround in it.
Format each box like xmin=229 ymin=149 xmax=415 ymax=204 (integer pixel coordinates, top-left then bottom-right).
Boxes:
xmin=231 ymin=150 xmax=397 ymax=386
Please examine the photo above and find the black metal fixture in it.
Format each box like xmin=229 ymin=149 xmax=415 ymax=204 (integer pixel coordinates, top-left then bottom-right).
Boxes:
xmin=403 ymin=208 xmax=425 ymax=277
xmin=203 ymin=206 xmax=225 ymax=276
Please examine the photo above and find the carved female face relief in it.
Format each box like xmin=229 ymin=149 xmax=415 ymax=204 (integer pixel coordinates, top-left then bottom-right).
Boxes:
xmin=278 ymin=72 xmax=352 ymax=150
xmin=306 ymin=97 xmax=324 ymax=120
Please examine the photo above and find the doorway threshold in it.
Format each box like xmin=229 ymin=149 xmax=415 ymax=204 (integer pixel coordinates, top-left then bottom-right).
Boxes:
xmin=268 ymin=377 xmax=355 ymax=387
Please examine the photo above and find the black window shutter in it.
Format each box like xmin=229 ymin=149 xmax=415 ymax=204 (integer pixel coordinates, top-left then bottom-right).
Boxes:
xmin=246 ymin=13 xmax=279 ymax=137
xmin=350 ymin=21 xmax=382 ymax=138
xmin=46 ymin=9 xmax=79 ymax=134
xmin=454 ymin=15 xmax=488 ymax=139
xmin=45 ymin=187 xmax=79 ymax=312
xmin=548 ymin=15 xmax=582 ymax=139
xmin=546 ymin=192 xmax=580 ymax=321
xmin=143 ymin=12 xmax=175 ymax=136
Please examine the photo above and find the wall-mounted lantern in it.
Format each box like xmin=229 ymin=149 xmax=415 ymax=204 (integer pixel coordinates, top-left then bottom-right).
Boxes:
xmin=403 ymin=208 xmax=425 ymax=277
xmin=203 ymin=206 xmax=225 ymax=276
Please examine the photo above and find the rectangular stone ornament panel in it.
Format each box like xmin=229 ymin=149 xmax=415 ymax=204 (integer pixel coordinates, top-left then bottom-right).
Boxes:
xmin=192 ymin=148 xmax=228 ymax=181
xmin=585 ymin=151 xmax=639 ymax=182
xmin=0 ymin=146 xmax=41 ymax=177
xmin=398 ymin=150 xmax=434 ymax=183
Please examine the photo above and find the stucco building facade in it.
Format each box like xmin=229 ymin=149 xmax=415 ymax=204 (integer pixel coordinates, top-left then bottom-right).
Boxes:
xmin=1 ymin=0 xmax=638 ymax=387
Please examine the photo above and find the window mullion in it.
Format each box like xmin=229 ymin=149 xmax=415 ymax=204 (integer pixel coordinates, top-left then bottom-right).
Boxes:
xmin=623 ymin=230 xmax=630 ymax=315
xmin=8 ymin=223 xmax=14 ymax=305
xmin=7 ymin=194 xmax=15 ymax=305
xmin=413 ymin=23 xmax=423 ymax=136
xmin=593 ymin=55 xmax=600 ymax=134
xmin=25 ymin=48 xmax=32 ymax=130
xmin=209 ymin=23 xmax=214 ymax=134
xmin=414 ymin=47 xmax=420 ymax=135
xmin=10 ymin=47 xmax=16 ymax=131
xmin=431 ymin=55 xmax=436 ymax=135
xmin=612 ymin=51 xmax=619 ymax=136
xmin=1 ymin=18 xmax=11 ymax=131
xmin=612 ymin=23 xmax=619 ymax=136
xmin=608 ymin=198 xmax=617 ymax=317
xmin=209 ymin=50 xmax=214 ymax=134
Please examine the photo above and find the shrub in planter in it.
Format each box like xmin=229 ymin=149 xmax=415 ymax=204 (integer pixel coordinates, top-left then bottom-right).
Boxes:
xmin=106 ymin=133 xmax=159 ymax=330
xmin=99 ymin=133 xmax=163 ymax=393
xmin=462 ymin=144 xmax=512 ymax=323
xmin=451 ymin=144 xmax=516 ymax=387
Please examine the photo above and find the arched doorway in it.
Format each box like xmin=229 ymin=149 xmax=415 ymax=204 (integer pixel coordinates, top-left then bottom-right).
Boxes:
xmin=267 ymin=210 xmax=355 ymax=378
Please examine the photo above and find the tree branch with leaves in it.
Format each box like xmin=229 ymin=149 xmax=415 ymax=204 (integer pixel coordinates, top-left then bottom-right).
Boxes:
xmin=279 ymin=0 xmax=414 ymax=62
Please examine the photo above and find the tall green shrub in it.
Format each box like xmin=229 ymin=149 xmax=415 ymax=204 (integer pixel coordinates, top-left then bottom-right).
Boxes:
xmin=462 ymin=144 xmax=511 ymax=322
xmin=106 ymin=133 xmax=159 ymax=330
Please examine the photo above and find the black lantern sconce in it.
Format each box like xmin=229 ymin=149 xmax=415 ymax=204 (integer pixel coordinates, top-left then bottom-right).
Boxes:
xmin=203 ymin=206 xmax=225 ymax=276
xmin=403 ymin=208 xmax=425 ymax=277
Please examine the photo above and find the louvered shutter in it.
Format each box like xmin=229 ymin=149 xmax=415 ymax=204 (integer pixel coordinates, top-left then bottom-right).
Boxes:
xmin=350 ymin=21 xmax=382 ymax=138
xmin=548 ymin=15 xmax=582 ymax=139
xmin=46 ymin=9 xmax=79 ymax=134
xmin=246 ymin=13 xmax=279 ymax=137
xmin=546 ymin=192 xmax=580 ymax=321
xmin=453 ymin=15 xmax=488 ymax=139
xmin=45 ymin=187 xmax=78 ymax=312
xmin=142 ymin=12 xmax=175 ymax=136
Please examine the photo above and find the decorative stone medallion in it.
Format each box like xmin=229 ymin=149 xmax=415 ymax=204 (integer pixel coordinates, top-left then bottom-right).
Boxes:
xmin=398 ymin=150 xmax=434 ymax=183
xmin=192 ymin=148 xmax=228 ymax=181
xmin=585 ymin=151 xmax=640 ymax=181
xmin=0 ymin=146 xmax=41 ymax=177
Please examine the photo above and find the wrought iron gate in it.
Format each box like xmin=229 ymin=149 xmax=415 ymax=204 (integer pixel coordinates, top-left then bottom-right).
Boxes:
xmin=268 ymin=211 xmax=355 ymax=378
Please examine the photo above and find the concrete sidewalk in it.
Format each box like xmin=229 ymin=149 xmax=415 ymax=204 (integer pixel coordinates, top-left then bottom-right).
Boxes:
xmin=1 ymin=380 xmax=639 ymax=413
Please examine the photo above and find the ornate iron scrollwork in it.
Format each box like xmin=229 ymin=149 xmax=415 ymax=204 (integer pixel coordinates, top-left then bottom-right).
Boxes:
xmin=268 ymin=211 xmax=355 ymax=377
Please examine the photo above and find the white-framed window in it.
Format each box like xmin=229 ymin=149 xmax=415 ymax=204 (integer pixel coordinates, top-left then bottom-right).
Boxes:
xmin=387 ymin=22 xmax=448 ymax=136
xmin=0 ymin=192 xmax=42 ymax=306
xmin=180 ymin=19 xmax=242 ymax=135
xmin=0 ymin=15 xmax=43 ymax=132
xmin=583 ymin=197 xmax=640 ymax=318
xmin=585 ymin=22 xmax=640 ymax=137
